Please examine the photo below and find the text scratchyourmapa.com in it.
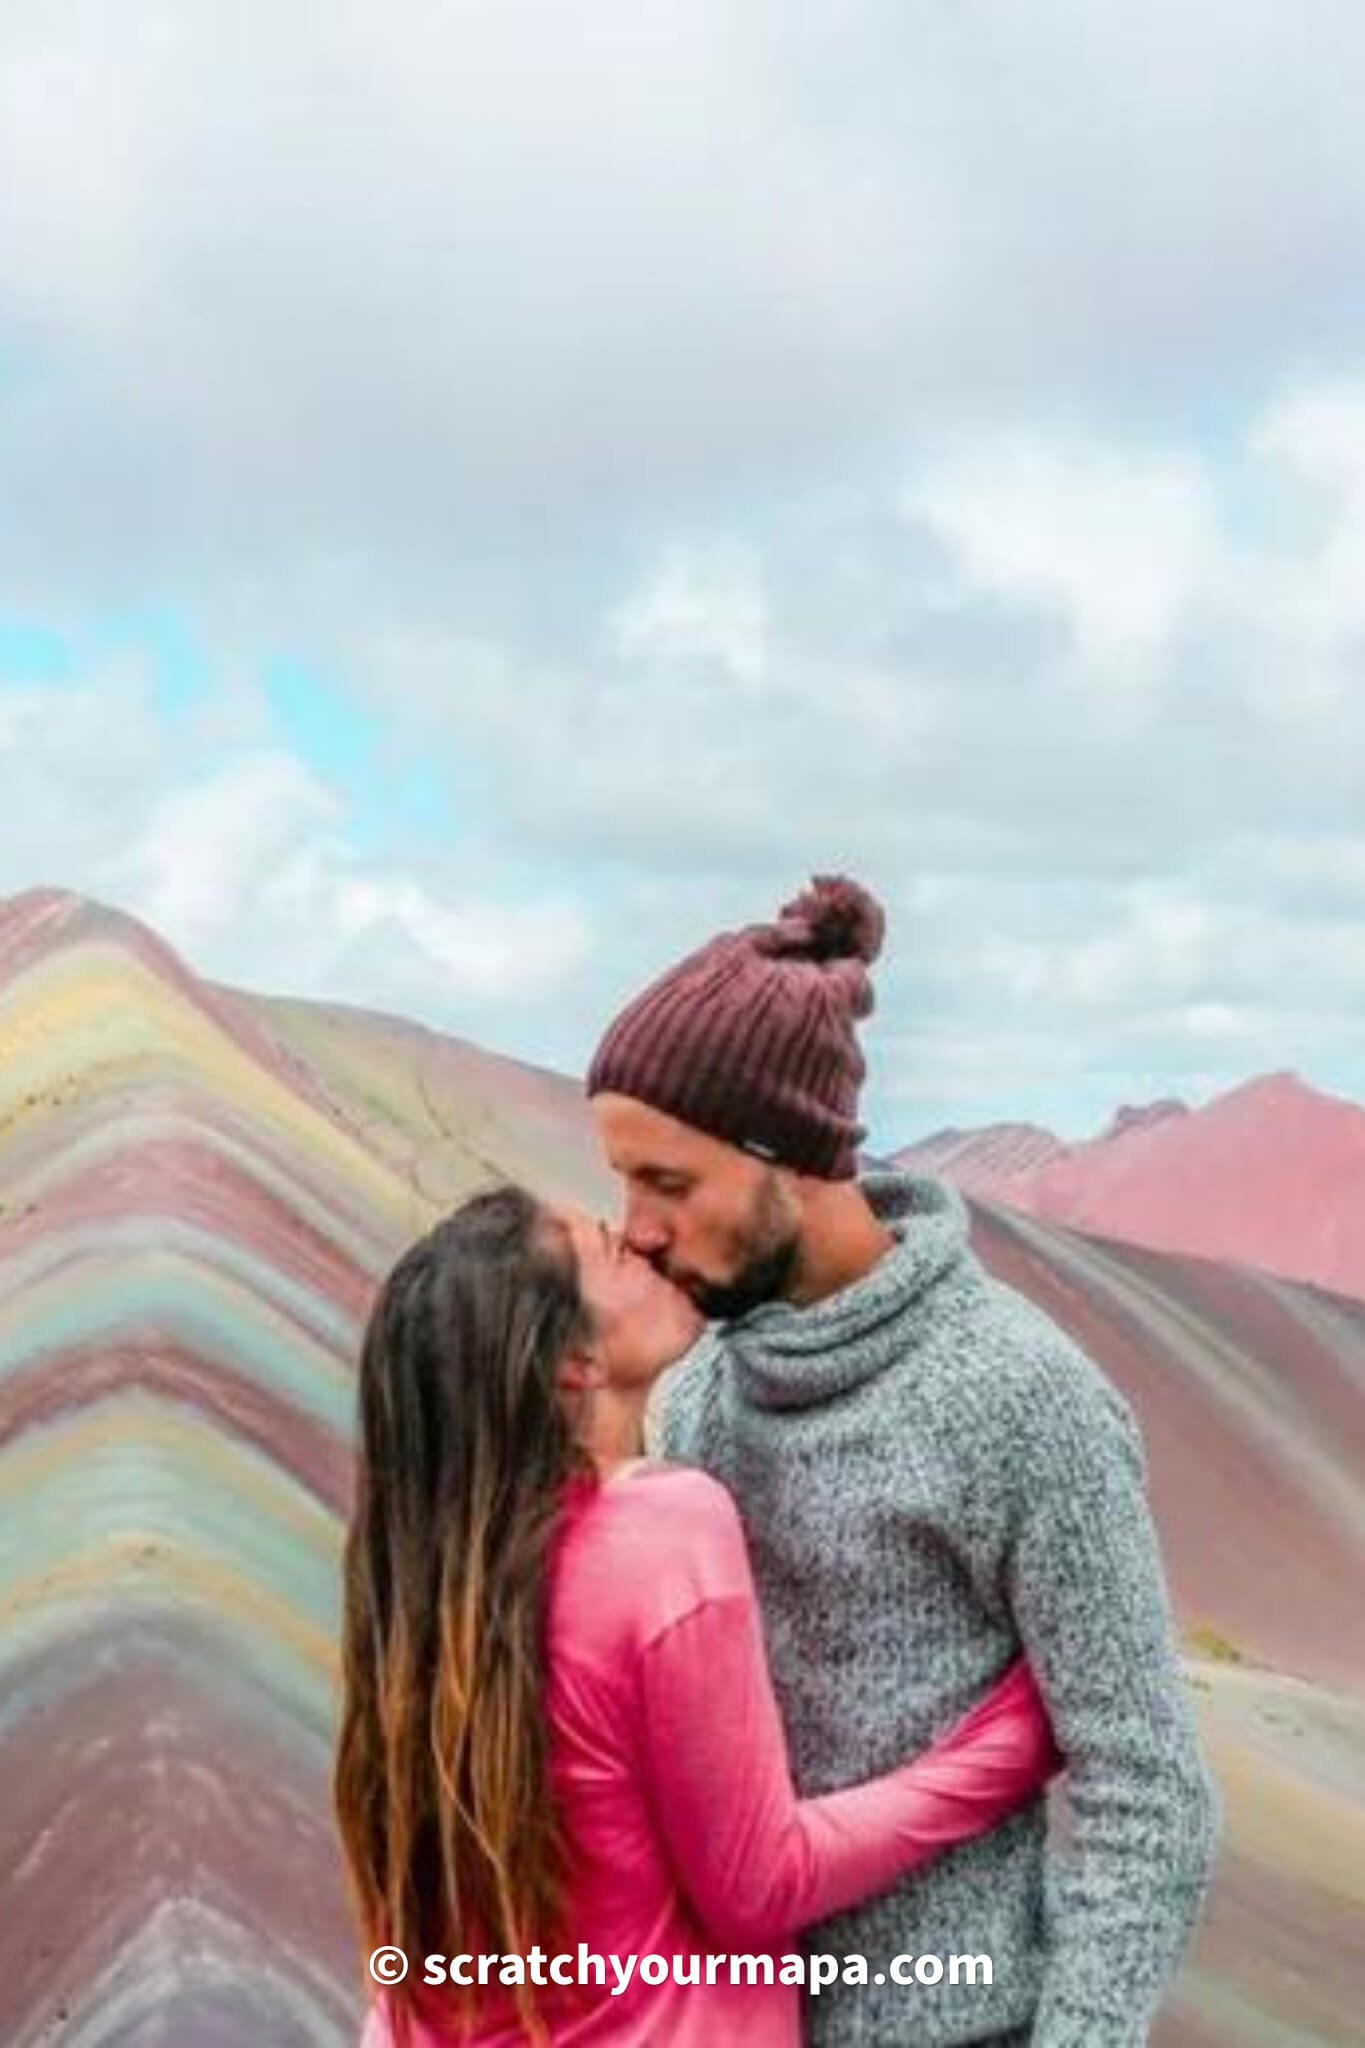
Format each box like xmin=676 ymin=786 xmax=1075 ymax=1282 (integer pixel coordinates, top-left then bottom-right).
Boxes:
xmin=368 ymin=1944 xmax=993 ymax=1997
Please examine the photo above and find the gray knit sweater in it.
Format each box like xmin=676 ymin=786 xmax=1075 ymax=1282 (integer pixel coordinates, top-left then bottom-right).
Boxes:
xmin=655 ymin=1169 xmax=1219 ymax=2046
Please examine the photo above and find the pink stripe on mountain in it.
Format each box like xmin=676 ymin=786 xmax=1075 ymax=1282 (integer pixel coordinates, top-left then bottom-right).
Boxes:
xmin=898 ymin=1071 xmax=1365 ymax=1303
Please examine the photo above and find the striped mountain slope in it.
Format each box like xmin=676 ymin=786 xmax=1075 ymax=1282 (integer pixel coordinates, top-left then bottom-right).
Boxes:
xmin=892 ymin=1121 xmax=1069 ymax=1190
xmin=896 ymin=1072 xmax=1365 ymax=1303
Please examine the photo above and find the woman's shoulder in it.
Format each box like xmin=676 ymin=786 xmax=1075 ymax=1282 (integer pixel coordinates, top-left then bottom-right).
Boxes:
xmin=611 ymin=1456 xmax=737 ymax=1512
xmin=604 ymin=1458 xmax=748 ymax=1557
xmin=556 ymin=1461 xmax=754 ymax=1646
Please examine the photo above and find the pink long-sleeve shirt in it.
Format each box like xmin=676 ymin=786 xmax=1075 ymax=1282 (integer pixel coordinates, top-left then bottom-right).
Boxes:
xmin=362 ymin=1461 xmax=1057 ymax=2046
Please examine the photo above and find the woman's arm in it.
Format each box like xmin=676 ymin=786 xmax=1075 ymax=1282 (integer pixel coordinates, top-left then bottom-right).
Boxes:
xmin=638 ymin=1588 xmax=1060 ymax=1949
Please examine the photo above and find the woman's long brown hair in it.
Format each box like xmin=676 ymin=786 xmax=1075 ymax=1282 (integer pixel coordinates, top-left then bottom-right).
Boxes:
xmin=334 ymin=1184 xmax=596 ymax=2045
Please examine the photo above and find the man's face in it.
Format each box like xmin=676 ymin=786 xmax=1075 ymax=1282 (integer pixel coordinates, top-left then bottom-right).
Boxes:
xmin=591 ymin=1093 xmax=805 ymax=1320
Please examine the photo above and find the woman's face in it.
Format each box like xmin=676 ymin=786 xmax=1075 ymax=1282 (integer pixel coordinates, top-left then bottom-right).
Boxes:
xmin=552 ymin=1205 xmax=706 ymax=1391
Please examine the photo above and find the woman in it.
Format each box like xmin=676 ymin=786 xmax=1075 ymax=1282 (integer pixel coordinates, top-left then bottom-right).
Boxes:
xmin=335 ymin=1185 xmax=1061 ymax=2047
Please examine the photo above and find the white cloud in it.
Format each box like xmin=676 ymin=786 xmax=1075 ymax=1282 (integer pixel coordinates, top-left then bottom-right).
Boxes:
xmin=907 ymin=439 xmax=1219 ymax=672
xmin=327 ymin=876 xmax=589 ymax=1000
xmin=1243 ymin=381 xmax=1365 ymax=685
xmin=1253 ymin=384 xmax=1365 ymax=493
xmin=7 ymin=1 xmax=1365 ymax=619
xmin=0 ymin=668 xmax=592 ymax=1020
xmin=1246 ymin=830 xmax=1365 ymax=907
xmin=1176 ymin=1002 xmax=1269 ymax=1045
xmin=125 ymin=753 xmax=342 ymax=947
xmin=975 ymin=886 xmax=1215 ymax=1012
xmin=610 ymin=547 xmax=769 ymax=688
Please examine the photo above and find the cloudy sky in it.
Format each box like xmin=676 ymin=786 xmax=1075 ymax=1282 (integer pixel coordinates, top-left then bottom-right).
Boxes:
xmin=3 ymin=1 xmax=1365 ymax=1147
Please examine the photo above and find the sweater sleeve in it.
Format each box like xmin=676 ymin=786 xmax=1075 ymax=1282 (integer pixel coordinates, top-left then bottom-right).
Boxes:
xmin=1001 ymin=1351 xmax=1220 ymax=2046
xmin=637 ymin=1581 xmax=1061 ymax=1950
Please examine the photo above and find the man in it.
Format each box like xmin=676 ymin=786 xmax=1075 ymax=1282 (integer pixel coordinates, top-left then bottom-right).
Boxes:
xmin=585 ymin=874 xmax=1218 ymax=2047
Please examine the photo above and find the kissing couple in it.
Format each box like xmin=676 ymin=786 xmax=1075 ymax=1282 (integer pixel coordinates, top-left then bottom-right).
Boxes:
xmin=337 ymin=874 xmax=1218 ymax=2046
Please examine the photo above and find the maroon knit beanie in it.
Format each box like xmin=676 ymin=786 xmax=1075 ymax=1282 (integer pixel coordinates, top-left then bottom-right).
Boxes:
xmin=585 ymin=874 xmax=886 ymax=1180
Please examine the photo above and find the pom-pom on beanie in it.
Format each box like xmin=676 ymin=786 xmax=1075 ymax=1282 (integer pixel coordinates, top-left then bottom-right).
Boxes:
xmin=585 ymin=874 xmax=885 ymax=1180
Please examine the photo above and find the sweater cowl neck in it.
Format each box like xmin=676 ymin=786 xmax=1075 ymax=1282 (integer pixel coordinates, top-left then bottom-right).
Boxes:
xmin=722 ymin=1169 xmax=973 ymax=1411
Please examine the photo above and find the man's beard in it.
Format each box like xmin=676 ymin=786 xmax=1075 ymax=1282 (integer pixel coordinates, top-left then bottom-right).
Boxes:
xmin=689 ymin=1234 xmax=801 ymax=1320
xmin=672 ymin=1171 xmax=803 ymax=1322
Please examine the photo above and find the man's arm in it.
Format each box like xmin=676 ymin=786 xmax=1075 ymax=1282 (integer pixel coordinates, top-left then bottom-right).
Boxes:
xmin=1001 ymin=1343 xmax=1220 ymax=2046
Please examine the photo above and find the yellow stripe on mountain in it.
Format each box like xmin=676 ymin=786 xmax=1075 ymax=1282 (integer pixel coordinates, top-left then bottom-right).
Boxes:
xmin=0 ymin=946 xmax=421 ymax=1230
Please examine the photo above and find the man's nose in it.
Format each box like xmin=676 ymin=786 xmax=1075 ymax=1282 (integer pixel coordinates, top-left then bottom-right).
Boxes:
xmin=622 ymin=1203 xmax=669 ymax=1258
